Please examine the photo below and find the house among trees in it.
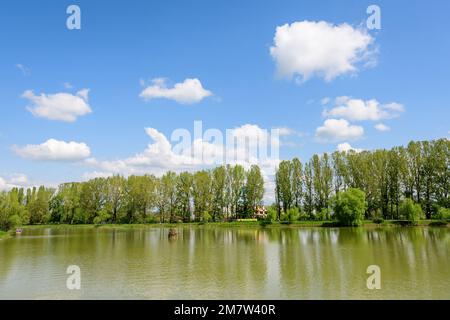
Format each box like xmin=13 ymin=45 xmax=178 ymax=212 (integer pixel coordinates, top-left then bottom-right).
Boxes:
xmin=253 ymin=206 xmax=267 ymax=219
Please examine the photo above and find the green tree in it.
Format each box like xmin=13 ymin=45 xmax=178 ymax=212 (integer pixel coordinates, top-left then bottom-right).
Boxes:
xmin=244 ymin=165 xmax=264 ymax=217
xmin=126 ymin=175 xmax=156 ymax=223
xmin=399 ymin=198 xmax=424 ymax=224
xmin=211 ymin=166 xmax=227 ymax=221
xmin=160 ymin=172 xmax=178 ymax=222
xmin=80 ymin=178 xmax=107 ymax=224
xmin=27 ymin=186 xmax=54 ymax=224
xmin=276 ymin=160 xmax=292 ymax=213
xmin=105 ymin=175 xmax=126 ymax=223
xmin=291 ymin=158 xmax=303 ymax=210
xmin=176 ymin=172 xmax=193 ymax=222
xmin=192 ymin=170 xmax=212 ymax=220
xmin=0 ymin=188 xmax=29 ymax=230
xmin=230 ymin=165 xmax=245 ymax=218
xmin=332 ymin=188 xmax=366 ymax=226
xmin=303 ymin=162 xmax=314 ymax=219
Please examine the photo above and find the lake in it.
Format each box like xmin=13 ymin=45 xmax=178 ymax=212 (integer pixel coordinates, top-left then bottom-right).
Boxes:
xmin=0 ymin=226 xmax=449 ymax=299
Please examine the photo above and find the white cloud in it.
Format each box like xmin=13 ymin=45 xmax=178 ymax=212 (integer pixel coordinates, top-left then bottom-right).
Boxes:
xmin=323 ymin=96 xmax=404 ymax=121
xmin=85 ymin=124 xmax=280 ymax=180
xmin=9 ymin=173 xmax=29 ymax=185
xmin=16 ymin=64 xmax=31 ymax=76
xmin=374 ymin=123 xmax=391 ymax=132
xmin=22 ymin=89 xmax=92 ymax=122
xmin=275 ymin=127 xmax=296 ymax=136
xmin=320 ymin=97 xmax=331 ymax=105
xmin=82 ymin=171 xmax=113 ymax=181
xmin=13 ymin=139 xmax=91 ymax=161
xmin=140 ymin=78 xmax=212 ymax=104
xmin=0 ymin=177 xmax=6 ymax=190
xmin=0 ymin=174 xmax=31 ymax=191
xmin=63 ymin=82 xmax=74 ymax=89
xmin=337 ymin=142 xmax=363 ymax=153
xmin=384 ymin=103 xmax=405 ymax=112
xmin=270 ymin=20 xmax=375 ymax=82
xmin=316 ymin=119 xmax=364 ymax=142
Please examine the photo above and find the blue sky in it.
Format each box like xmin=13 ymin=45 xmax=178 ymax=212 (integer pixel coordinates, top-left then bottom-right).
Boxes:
xmin=0 ymin=0 xmax=449 ymax=193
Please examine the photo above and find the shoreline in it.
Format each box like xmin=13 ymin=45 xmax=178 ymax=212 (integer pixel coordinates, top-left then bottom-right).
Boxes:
xmin=1 ymin=220 xmax=447 ymax=239
xmin=12 ymin=219 xmax=448 ymax=232
xmin=0 ymin=230 xmax=12 ymax=240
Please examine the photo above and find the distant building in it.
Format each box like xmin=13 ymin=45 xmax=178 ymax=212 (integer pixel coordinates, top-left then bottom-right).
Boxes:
xmin=253 ymin=206 xmax=267 ymax=219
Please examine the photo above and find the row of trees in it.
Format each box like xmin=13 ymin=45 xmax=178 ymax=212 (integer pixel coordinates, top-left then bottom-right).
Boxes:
xmin=274 ymin=139 xmax=449 ymax=220
xmin=0 ymin=165 xmax=265 ymax=230
xmin=1 ymin=139 xmax=448 ymax=230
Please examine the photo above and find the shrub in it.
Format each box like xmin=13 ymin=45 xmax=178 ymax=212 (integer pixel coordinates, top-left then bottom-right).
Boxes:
xmin=280 ymin=213 xmax=290 ymax=223
xmin=7 ymin=214 xmax=22 ymax=229
xmin=259 ymin=220 xmax=272 ymax=226
xmin=315 ymin=209 xmax=329 ymax=221
xmin=429 ymin=220 xmax=448 ymax=227
xmin=393 ymin=220 xmax=415 ymax=226
xmin=93 ymin=209 xmax=111 ymax=225
xmin=146 ymin=215 xmax=158 ymax=224
xmin=373 ymin=218 xmax=384 ymax=224
xmin=332 ymin=188 xmax=366 ymax=226
xmin=399 ymin=198 xmax=424 ymax=225
xmin=433 ymin=207 xmax=450 ymax=221
xmin=200 ymin=211 xmax=212 ymax=222
xmin=287 ymin=207 xmax=299 ymax=221
xmin=298 ymin=211 xmax=310 ymax=221
xmin=266 ymin=206 xmax=278 ymax=222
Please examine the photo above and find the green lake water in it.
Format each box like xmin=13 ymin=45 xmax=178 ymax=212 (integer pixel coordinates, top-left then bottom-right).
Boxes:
xmin=0 ymin=226 xmax=449 ymax=299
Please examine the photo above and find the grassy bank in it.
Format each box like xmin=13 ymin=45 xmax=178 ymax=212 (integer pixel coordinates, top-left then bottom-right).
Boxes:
xmin=17 ymin=219 xmax=447 ymax=231
xmin=0 ymin=230 xmax=12 ymax=240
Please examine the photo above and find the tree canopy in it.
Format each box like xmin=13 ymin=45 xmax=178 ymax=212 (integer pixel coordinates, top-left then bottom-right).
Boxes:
xmin=0 ymin=138 xmax=448 ymax=230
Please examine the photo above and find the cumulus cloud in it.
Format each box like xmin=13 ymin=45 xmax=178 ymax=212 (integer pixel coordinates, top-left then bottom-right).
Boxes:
xmin=16 ymin=64 xmax=31 ymax=76
xmin=83 ymin=124 xmax=280 ymax=203
xmin=337 ymin=142 xmax=363 ymax=153
xmin=323 ymin=96 xmax=404 ymax=121
xmin=9 ymin=173 xmax=29 ymax=185
xmin=22 ymin=89 xmax=92 ymax=122
xmin=320 ymin=97 xmax=331 ymax=105
xmin=274 ymin=127 xmax=295 ymax=136
xmin=374 ymin=123 xmax=391 ymax=132
xmin=82 ymin=171 xmax=113 ymax=181
xmin=13 ymin=139 xmax=91 ymax=161
xmin=316 ymin=119 xmax=364 ymax=142
xmin=140 ymin=78 xmax=212 ymax=104
xmin=85 ymin=124 xmax=280 ymax=177
xmin=270 ymin=20 xmax=375 ymax=82
xmin=0 ymin=174 xmax=31 ymax=191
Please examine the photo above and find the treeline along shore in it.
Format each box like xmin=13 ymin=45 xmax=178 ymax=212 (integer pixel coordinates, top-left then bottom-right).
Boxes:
xmin=1 ymin=139 xmax=449 ymax=232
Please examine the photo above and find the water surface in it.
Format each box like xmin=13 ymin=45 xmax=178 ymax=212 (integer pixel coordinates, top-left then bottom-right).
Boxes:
xmin=0 ymin=226 xmax=449 ymax=299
